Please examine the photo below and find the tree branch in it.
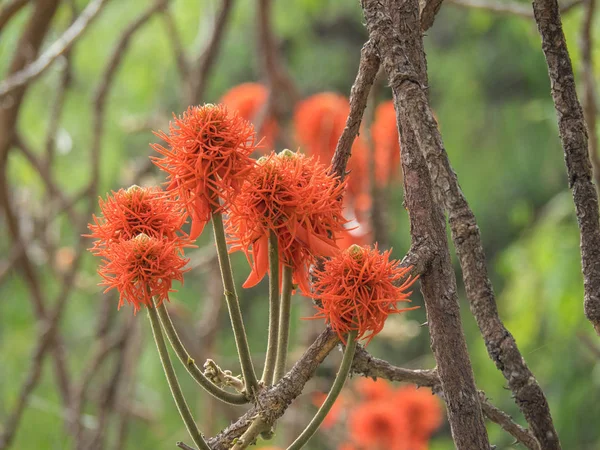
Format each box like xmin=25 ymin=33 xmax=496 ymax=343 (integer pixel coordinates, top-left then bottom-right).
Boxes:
xmin=361 ymin=1 xmax=491 ymax=448
xmin=0 ymin=0 xmax=110 ymax=98
xmin=0 ymin=0 xmax=29 ymax=33
xmin=533 ymin=0 xmax=600 ymax=337
xmin=447 ymin=0 xmax=582 ymax=18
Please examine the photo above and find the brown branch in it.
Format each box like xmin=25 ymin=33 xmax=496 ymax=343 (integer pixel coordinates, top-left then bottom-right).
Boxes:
xmin=13 ymin=134 xmax=78 ymax=224
xmin=352 ymin=348 xmax=540 ymax=450
xmin=533 ymin=0 xmax=600 ymax=337
xmin=330 ymin=40 xmax=380 ymax=180
xmin=161 ymin=8 xmax=189 ymax=80
xmin=367 ymin=0 xmax=564 ymax=448
xmin=479 ymin=393 xmax=541 ymax=450
xmin=0 ymin=0 xmax=29 ymax=32
xmin=0 ymin=0 xmax=109 ymax=98
xmin=447 ymin=0 xmax=582 ymax=17
xmin=579 ymin=0 xmax=600 ymax=193
xmin=188 ymin=0 xmax=235 ymax=104
xmin=361 ymin=1 xmax=491 ymax=448
xmin=419 ymin=0 xmax=446 ymax=30
xmin=207 ymin=328 xmax=340 ymax=449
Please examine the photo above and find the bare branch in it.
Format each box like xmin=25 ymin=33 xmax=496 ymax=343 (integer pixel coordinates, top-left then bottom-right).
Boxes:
xmin=161 ymin=8 xmax=189 ymax=80
xmin=207 ymin=328 xmax=340 ymax=449
xmin=0 ymin=0 xmax=110 ymax=98
xmin=448 ymin=0 xmax=582 ymax=16
xmin=361 ymin=0 xmax=492 ymax=447
xmin=188 ymin=0 xmax=235 ymax=104
xmin=0 ymin=0 xmax=29 ymax=32
xmin=330 ymin=40 xmax=380 ymax=180
xmin=533 ymin=0 xmax=600 ymax=337
xmin=579 ymin=0 xmax=600 ymax=193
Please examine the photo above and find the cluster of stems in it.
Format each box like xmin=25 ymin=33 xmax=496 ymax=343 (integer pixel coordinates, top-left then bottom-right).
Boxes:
xmin=146 ymin=203 xmax=357 ymax=449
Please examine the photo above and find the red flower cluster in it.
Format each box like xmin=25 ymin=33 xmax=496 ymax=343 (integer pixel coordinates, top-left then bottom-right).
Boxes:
xmin=99 ymin=234 xmax=189 ymax=312
xmin=87 ymin=186 xmax=190 ymax=312
xmin=227 ymin=150 xmax=347 ymax=294
xmin=88 ymin=186 xmax=186 ymax=252
xmin=220 ymin=82 xmax=278 ymax=152
xmin=315 ymin=379 xmax=443 ymax=450
xmin=151 ymin=104 xmax=257 ymax=239
xmin=311 ymin=244 xmax=418 ymax=343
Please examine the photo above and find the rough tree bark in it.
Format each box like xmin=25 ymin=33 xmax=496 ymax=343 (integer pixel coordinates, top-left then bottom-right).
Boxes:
xmin=533 ymin=0 xmax=600 ymax=337
xmin=360 ymin=1 xmax=491 ymax=448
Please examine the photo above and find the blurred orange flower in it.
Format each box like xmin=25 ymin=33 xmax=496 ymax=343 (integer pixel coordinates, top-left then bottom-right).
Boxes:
xmin=294 ymin=92 xmax=368 ymax=198
xmin=371 ymin=100 xmax=401 ymax=187
xmin=310 ymin=245 xmax=418 ymax=343
xmin=227 ymin=150 xmax=346 ymax=294
xmin=395 ymin=386 xmax=443 ymax=445
xmin=349 ymin=400 xmax=410 ymax=450
xmin=87 ymin=185 xmax=186 ymax=254
xmin=220 ymin=82 xmax=278 ymax=152
xmin=151 ymin=104 xmax=257 ymax=239
xmin=98 ymin=234 xmax=189 ymax=312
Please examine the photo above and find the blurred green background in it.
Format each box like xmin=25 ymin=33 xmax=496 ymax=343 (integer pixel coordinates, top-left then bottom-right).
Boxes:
xmin=1 ymin=0 xmax=600 ymax=449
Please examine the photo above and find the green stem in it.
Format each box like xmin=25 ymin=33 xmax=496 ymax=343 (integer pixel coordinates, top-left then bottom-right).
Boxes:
xmin=211 ymin=209 xmax=259 ymax=396
xmin=273 ymin=265 xmax=293 ymax=382
xmin=147 ymin=303 xmax=210 ymax=450
xmin=261 ymin=230 xmax=280 ymax=385
xmin=156 ymin=302 xmax=248 ymax=404
xmin=286 ymin=330 xmax=358 ymax=450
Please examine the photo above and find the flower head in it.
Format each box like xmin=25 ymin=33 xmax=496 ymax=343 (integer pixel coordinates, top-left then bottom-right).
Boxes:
xmin=151 ymin=104 xmax=257 ymax=239
xmin=372 ymin=101 xmax=401 ymax=187
xmin=294 ymin=93 xmax=368 ymax=197
xmin=311 ymin=245 xmax=418 ymax=343
xmin=98 ymin=234 xmax=189 ymax=312
xmin=87 ymin=185 xmax=186 ymax=254
xmin=349 ymin=401 xmax=410 ymax=450
xmin=227 ymin=150 xmax=346 ymax=294
xmin=220 ymin=83 xmax=278 ymax=151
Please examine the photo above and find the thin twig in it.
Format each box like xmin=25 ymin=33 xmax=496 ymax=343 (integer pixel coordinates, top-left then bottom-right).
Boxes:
xmin=188 ymin=0 xmax=235 ymax=104
xmin=0 ymin=0 xmax=110 ymax=98
xmin=448 ymin=0 xmax=582 ymax=17
xmin=0 ymin=0 xmax=29 ymax=32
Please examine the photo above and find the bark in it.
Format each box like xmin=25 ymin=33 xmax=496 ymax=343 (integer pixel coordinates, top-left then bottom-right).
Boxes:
xmin=360 ymin=1 xmax=491 ymax=448
xmin=533 ymin=0 xmax=600 ymax=336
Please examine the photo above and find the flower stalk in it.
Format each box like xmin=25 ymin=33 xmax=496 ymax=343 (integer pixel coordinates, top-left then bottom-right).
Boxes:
xmin=261 ymin=230 xmax=280 ymax=385
xmin=147 ymin=300 xmax=210 ymax=450
xmin=211 ymin=207 xmax=260 ymax=397
xmin=156 ymin=302 xmax=247 ymax=404
xmin=274 ymin=265 xmax=293 ymax=383
xmin=287 ymin=330 xmax=358 ymax=450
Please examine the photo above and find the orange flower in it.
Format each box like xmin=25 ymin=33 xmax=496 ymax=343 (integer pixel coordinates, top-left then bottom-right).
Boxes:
xmin=349 ymin=401 xmax=410 ymax=450
xmin=227 ymin=150 xmax=346 ymax=294
xmin=311 ymin=245 xmax=418 ymax=343
xmin=98 ymin=234 xmax=189 ymax=312
xmin=312 ymin=392 xmax=346 ymax=428
xmin=294 ymin=93 xmax=368 ymax=197
xmin=87 ymin=185 xmax=186 ymax=254
xmin=355 ymin=378 xmax=394 ymax=402
xmin=220 ymin=83 xmax=278 ymax=152
xmin=151 ymin=104 xmax=257 ymax=239
xmin=372 ymin=100 xmax=401 ymax=187
xmin=395 ymin=386 xmax=443 ymax=444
